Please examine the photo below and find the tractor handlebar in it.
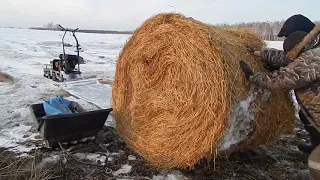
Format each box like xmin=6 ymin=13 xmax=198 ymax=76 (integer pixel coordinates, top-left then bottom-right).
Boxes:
xmin=58 ymin=24 xmax=78 ymax=33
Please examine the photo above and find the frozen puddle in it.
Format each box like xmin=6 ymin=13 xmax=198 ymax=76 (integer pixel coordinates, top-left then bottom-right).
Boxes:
xmin=0 ymin=124 xmax=40 ymax=152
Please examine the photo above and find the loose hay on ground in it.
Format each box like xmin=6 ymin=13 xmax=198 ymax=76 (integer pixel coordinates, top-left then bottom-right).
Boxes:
xmin=112 ymin=13 xmax=295 ymax=169
xmin=0 ymin=148 xmax=57 ymax=180
xmin=0 ymin=72 xmax=13 ymax=83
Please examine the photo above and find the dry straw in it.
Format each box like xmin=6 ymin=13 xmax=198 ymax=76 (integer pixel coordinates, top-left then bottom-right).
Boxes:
xmin=112 ymin=13 xmax=295 ymax=169
xmin=0 ymin=72 xmax=13 ymax=83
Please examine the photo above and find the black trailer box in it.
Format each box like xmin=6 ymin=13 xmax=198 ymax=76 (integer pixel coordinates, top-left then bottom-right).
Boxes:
xmin=29 ymin=101 xmax=112 ymax=148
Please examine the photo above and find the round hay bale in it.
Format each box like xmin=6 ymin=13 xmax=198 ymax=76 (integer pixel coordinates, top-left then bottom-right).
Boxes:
xmin=112 ymin=13 xmax=295 ymax=169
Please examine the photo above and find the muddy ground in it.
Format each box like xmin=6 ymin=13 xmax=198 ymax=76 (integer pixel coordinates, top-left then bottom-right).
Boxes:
xmin=0 ymin=121 xmax=311 ymax=180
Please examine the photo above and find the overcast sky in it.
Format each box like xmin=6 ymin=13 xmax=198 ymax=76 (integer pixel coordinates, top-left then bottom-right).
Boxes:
xmin=0 ymin=0 xmax=318 ymax=30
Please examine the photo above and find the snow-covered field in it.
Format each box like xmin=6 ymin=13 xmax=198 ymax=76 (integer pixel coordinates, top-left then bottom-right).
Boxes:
xmin=265 ymin=40 xmax=283 ymax=50
xmin=0 ymin=28 xmax=130 ymax=152
xmin=2 ymin=28 xmax=303 ymax=179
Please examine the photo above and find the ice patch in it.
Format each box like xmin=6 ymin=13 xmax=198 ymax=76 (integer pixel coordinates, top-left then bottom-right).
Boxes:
xmin=0 ymin=124 xmax=39 ymax=152
xmin=60 ymin=80 xmax=112 ymax=109
xmin=112 ymin=164 xmax=132 ymax=176
xmin=59 ymin=82 xmax=116 ymax=127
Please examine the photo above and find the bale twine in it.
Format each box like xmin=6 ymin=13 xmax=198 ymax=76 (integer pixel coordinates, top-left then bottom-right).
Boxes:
xmin=112 ymin=13 xmax=295 ymax=169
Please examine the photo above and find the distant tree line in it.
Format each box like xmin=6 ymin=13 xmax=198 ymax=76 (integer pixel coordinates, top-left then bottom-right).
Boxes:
xmin=29 ymin=20 xmax=320 ymax=39
xmin=29 ymin=22 xmax=132 ymax=35
xmin=215 ymin=20 xmax=320 ymax=41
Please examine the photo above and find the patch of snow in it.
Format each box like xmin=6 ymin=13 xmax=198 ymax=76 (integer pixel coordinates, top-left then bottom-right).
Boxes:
xmin=290 ymin=91 xmax=300 ymax=120
xmin=112 ymin=164 xmax=132 ymax=176
xmin=128 ymin=155 xmax=137 ymax=161
xmin=62 ymin=157 xmax=67 ymax=165
xmin=91 ymin=136 xmax=96 ymax=140
xmin=111 ymin=152 xmax=122 ymax=156
xmin=36 ymin=155 xmax=61 ymax=169
xmin=152 ymin=170 xmax=189 ymax=180
xmin=217 ymin=41 xmax=286 ymax=151
xmin=71 ymin=141 xmax=78 ymax=145
xmin=74 ymin=153 xmax=107 ymax=165
xmin=18 ymin=153 xmax=30 ymax=157
xmin=106 ymin=114 xmax=116 ymax=128
xmin=265 ymin=41 xmax=284 ymax=50
xmin=108 ymin=156 xmax=114 ymax=162
xmin=0 ymin=124 xmax=39 ymax=152
xmin=219 ymin=87 xmax=272 ymax=151
xmin=80 ymin=138 xmax=88 ymax=142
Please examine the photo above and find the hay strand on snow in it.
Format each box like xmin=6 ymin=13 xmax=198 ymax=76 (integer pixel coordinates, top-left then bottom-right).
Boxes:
xmin=112 ymin=13 xmax=295 ymax=169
